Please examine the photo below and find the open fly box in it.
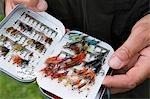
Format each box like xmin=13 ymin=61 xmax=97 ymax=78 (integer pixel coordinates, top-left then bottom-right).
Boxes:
xmin=0 ymin=5 xmax=114 ymax=99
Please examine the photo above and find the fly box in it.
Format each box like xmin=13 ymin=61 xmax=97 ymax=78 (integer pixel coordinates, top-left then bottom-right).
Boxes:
xmin=0 ymin=5 xmax=114 ymax=99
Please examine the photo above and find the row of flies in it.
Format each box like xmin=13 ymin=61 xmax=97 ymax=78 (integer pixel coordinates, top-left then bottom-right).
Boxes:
xmin=40 ymin=33 xmax=109 ymax=93
xmin=0 ymin=18 xmax=57 ymax=67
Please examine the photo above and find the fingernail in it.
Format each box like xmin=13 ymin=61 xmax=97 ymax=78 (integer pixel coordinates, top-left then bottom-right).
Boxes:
xmin=109 ymin=56 xmax=122 ymax=69
xmin=37 ymin=0 xmax=48 ymax=11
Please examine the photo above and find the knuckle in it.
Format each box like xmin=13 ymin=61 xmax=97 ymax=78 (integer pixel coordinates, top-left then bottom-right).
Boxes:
xmin=118 ymin=46 xmax=132 ymax=60
xmin=132 ymin=22 xmax=150 ymax=44
xmin=132 ymin=23 xmax=146 ymax=33
xmin=127 ymin=81 xmax=136 ymax=89
xmin=126 ymin=77 xmax=137 ymax=89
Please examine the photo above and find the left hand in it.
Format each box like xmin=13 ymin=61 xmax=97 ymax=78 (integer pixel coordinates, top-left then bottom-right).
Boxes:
xmin=5 ymin=0 xmax=48 ymax=16
xmin=103 ymin=14 xmax=150 ymax=94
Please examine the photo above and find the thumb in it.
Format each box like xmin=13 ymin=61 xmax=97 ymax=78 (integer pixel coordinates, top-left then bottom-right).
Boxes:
xmin=109 ymin=24 xmax=149 ymax=69
xmin=13 ymin=0 xmax=48 ymax=11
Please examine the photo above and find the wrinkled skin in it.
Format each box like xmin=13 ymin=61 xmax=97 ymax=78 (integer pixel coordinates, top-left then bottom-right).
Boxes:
xmin=103 ymin=14 xmax=150 ymax=94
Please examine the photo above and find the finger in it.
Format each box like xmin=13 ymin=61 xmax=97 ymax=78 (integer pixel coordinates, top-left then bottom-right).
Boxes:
xmin=109 ymin=23 xmax=149 ymax=69
xmin=115 ymin=53 xmax=140 ymax=74
xmin=103 ymin=55 xmax=150 ymax=89
xmin=65 ymin=29 xmax=70 ymax=32
xmin=140 ymin=46 xmax=150 ymax=78
xmin=140 ymin=46 xmax=150 ymax=56
xmin=110 ymin=88 xmax=130 ymax=94
xmin=5 ymin=0 xmax=14 ymax=16
xmin=103 ymin=75 xmax=134 ymax=89
xmin=14 ymin=0 xmax=48 ymax=11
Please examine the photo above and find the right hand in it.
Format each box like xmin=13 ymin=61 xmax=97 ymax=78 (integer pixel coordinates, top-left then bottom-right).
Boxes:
xmin=5 ymin=0 xmax=48 ymax=16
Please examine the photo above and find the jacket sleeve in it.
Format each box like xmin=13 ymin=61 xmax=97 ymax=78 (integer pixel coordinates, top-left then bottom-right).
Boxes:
xmin=144 ymin=0 xmax=150 ymax=16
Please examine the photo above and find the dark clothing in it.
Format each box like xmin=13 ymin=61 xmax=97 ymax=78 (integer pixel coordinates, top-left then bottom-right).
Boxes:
xmin=45 ymin=0 xmax=150 ymax=98
xmin=46 ymin=0 xmax=149 ymax=49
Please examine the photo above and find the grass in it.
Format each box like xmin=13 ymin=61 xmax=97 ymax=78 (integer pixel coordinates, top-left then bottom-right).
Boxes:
xmin=0 ymin=15 xmax=4 ymax=21
xmin=0 ymin=72 xmax=44 ymax=99
xmin=0 ymin=15 xmax=44 ymax=99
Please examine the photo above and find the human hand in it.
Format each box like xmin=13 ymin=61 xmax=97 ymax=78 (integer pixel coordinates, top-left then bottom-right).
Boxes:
xmin=5 ymin=0 xmax=48 ymax=16
xmin=103 ymin=14 xmax=150 ymax=94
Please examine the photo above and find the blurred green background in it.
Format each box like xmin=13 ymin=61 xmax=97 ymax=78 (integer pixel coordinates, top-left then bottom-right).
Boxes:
xmin=0 ymin=1 xmax=44 ymax=99
xmin=0 ymin=73 xmax=43 ymax=99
